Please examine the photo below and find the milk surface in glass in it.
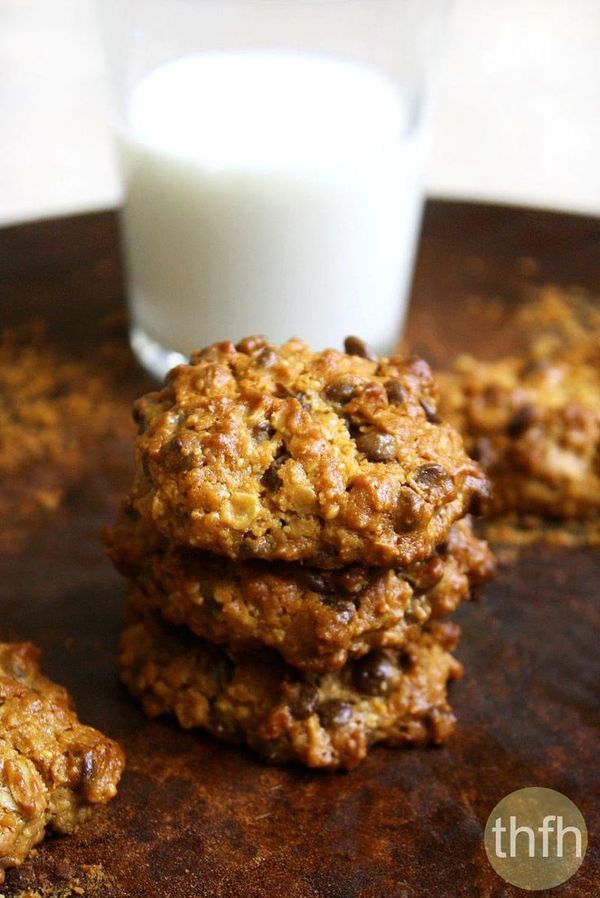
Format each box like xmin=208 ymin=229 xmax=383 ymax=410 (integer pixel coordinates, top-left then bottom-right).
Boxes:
xmin=119 ymin=51 xmax=423 ymax=370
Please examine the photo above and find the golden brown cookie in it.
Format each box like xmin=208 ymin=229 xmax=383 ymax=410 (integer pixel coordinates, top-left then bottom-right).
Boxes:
xmin=438 ymin=354 xmax=600 ymax=519
xmin=108 ymin=508 xmax=493 ymax=673
xmin=130 ymin=337 xmax=488 ymax=567
xmin=119 ymin=609 xmax=462 ymax=771
xmin=0 ymin=643 xmax=125 ymax=884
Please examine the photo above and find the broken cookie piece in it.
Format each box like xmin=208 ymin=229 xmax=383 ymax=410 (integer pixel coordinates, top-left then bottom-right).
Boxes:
xmin=0 ymin=642 xmax=125 ymax=884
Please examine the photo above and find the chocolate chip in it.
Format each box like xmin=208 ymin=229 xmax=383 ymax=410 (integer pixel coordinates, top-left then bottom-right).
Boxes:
xmin=414 ymin=464 xmax=456 ymax=504
xmin=236 ymin=335 xmax=267 ymax=354
xmin=521 ymin=358 xmax=550 ymax=378
xmin=303 ymin=570 xmax=330 ymax=594
xmin=216 ymin=655 xmax=235 ymax=684
xmin=396 ymin=488 xmax=430 ymax=531
xmin=261 ymin=455 xmax=288 ymax=490
xmin=238 ymin=533 xmax=276 ymax=558
xmin=467 ymin=479 xmax=490 ymax=517
xmin=483 ymin=384 xmax=503 ymax=403
xmin=287 ymin=684 xmax=319 ymax=718
xmin=325 ymin=379 xmax=359 ymax=404
xmin=335 ymin=601 xmax=356 ymax=624
xmin=164 ymin=435 xmax=196 ymax=472
xmin=201 ymin=593 xmax=222 ymax=616
xmin=251 ymin=534 xmax=276 ymax=555
xmin=132 ymin=402 xmax=148 ymax=433
xmin=352 ymin=651 xmax=396 ymax=695
xmin=385 ymin=379 xmax=406 ymax=405
xmin=253 ymin=421 xmax=275 ymax=443
xmin=262 ymin=465 xmax=282 ymax=491
xmin=407 ymin=555 xmax=445 ymax=592
xmin=81 ymin=750 xmax=96 ymax=787
xmin=355 ymin=432 xmax=396 ymax=462
xmin=344 ymin=335 xmax=378 ymax=361
xmin=293 ymin=391 xmax=311 ymax=411
xmin=420 ymin=398 xmax=441 ymax=424
xmin=395 ymin=355 xmax=433 ymax=381
xmin=506 ymin=404 xmax=536 ymax=437
xmin=256 ymin=347 xmax=278 ymax=368
xmin=318 ymin=699 xmax=353 ymax=728
xmin=398 ymin=650 xmax=415 ymax=672
xmin=335 ymin=566 xmax=370 ymax=595
xmin=415 ymin=463 xmax=448 ymax=486
xmin=320 ymin=598 xmax=356 ymax=624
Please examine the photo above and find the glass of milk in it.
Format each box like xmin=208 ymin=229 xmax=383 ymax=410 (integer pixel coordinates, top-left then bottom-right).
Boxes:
xmin=99 ymin=0 xmax=449 ymax=378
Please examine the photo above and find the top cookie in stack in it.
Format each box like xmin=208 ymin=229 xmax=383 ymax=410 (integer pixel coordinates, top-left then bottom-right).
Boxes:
xmin=110 ymin=336 xmax=492 ymax=769
xmin=130 ymin=335 xmax=488 ymax=568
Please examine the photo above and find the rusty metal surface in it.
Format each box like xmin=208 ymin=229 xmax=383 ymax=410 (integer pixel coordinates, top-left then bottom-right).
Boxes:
xmin=0 ymin=201 xmax=599 ymax=897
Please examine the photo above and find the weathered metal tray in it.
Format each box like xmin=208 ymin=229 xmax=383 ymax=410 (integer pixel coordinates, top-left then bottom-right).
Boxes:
xmin=1 ymin=201 xmax=598 ymax=897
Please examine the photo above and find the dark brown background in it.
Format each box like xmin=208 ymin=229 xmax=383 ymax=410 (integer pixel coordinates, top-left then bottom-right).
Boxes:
xmin=1 ymin=201 xmax=599 ymax=897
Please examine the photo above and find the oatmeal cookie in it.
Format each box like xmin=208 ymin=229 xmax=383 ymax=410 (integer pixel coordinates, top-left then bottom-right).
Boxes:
xmin=0 ymin=642 xmax=125 ymax=883
xmin=130 ymin=336 xmax=488 ymax=567
xmin=108 ymin=508 xmax=493 ymax=673
xmin=119 ymin=610 xmax=462 ymax=771
xmin=438 ymin=354 xmax=600 ymax=518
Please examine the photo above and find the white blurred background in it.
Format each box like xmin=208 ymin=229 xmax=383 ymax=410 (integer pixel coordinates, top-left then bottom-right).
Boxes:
xmin=1 ymin=0 xmax=599 ymax=225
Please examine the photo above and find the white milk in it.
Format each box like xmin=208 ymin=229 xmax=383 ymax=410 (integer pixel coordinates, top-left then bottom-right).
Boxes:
xmin=119 ymin=52 xmax=423 ymax=371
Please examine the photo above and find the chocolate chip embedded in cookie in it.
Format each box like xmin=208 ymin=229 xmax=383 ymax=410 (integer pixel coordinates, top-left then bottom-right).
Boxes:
xmin=0 ymin=642 xmax=125 ymax=884
xmin=130 ymin=337 xmax=489 ymax=567
xmin=119 ymin=609 xmax=463 ymax=771
xmin=107 ymin=508 xmax=494 ymax=674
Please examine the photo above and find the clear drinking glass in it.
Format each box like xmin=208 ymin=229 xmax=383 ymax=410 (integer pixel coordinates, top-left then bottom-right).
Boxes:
xmin=98 ymin=0 xmax=448 ymax=378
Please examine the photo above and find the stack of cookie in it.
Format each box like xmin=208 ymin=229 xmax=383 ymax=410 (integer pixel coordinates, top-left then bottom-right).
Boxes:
xmin=108 ymin=336 xmax=493 ymax=769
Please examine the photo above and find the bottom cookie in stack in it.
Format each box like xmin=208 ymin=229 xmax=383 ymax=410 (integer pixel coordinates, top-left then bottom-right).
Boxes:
xmin=119 ymin=608 xmax=462 ymax=771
